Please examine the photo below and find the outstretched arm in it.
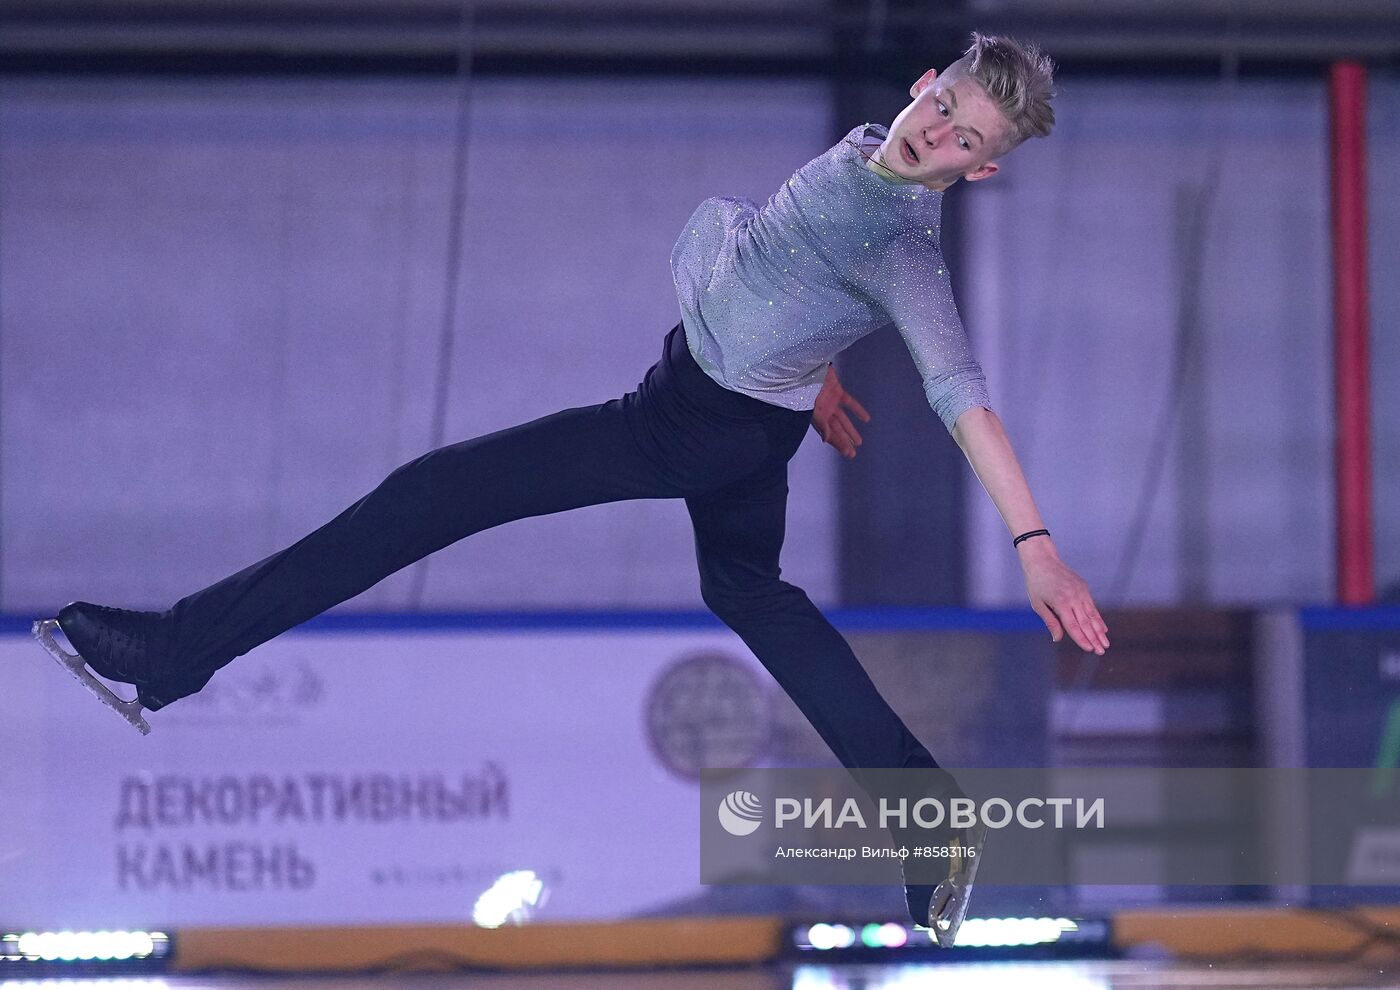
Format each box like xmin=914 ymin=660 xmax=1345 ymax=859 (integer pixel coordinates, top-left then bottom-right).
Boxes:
xmin=952 ymin=406 xmax=1110 ymax=656
xmin=838 ymin=234 xmax=1107 ymax=649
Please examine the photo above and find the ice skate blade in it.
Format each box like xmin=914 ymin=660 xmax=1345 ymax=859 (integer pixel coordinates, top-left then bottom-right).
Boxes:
xmin=33 ymin=619 xmax=151 ymax=736
xmin=928 ymin=821 xmax=988 ymax=948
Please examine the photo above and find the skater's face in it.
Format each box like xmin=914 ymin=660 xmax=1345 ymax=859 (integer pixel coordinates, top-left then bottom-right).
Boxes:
xmin=876 ymin=68 xmax=1014 ymax=190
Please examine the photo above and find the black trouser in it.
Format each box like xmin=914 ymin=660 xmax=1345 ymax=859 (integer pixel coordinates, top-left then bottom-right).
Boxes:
xmin=165 ymin=324 xmax=938 ymax=773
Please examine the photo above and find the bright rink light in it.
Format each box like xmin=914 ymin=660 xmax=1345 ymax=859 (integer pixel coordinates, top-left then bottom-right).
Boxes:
xmin=876 ymin=922 xmax=908 ymax=948
xmin=5 ymin=931 xmax=164 ymax=964
xmin=800 ymin=916 xmax=1078 ymax=952
xmin=1 ymin=981 xmax=169 ymax=989
xmin=472 ymin=870 xmax=546 ymax=928
xmin=857 ymin=922 xmax=909 ymax=948
xmin=954 ymin=917 xmax=1077 ymax=949
xmin=804 ymin=923 xmax=858 ymax=950
xmin=793 ymin=961 xmax=1110 ymax=990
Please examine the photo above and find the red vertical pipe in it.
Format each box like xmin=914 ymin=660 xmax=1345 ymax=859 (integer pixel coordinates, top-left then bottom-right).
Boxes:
xmin=1329 ymin=60 xmax=1375 ymax=605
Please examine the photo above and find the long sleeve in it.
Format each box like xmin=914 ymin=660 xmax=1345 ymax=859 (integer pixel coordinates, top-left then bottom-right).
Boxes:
xmin=844 ymin=230 xmax=993 ymax=432
xmin=671 ymin=122 xmax=992 ymax=416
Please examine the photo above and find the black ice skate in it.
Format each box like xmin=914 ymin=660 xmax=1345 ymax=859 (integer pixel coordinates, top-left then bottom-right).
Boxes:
xmin=902 ymin=818 xmax=989 ymax=948
xmin=32 ymin=602 xmax=185 ymax=735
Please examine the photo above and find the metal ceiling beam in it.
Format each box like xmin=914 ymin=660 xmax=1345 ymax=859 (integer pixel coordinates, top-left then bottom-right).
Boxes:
xmin=2 ymin=1 xmax=1397 ymax=72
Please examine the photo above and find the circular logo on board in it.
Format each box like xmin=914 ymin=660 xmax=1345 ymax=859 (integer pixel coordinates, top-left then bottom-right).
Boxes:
xmin=645 ymin=651 xmax=771 ymax=781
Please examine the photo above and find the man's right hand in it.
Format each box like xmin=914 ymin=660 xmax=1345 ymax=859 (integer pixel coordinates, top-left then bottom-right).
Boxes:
xmin=811 ymin=364 xmax=871 ymax=459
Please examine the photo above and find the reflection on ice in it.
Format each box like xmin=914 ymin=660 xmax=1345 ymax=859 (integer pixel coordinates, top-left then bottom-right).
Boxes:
xmin=793 ymin=962 xmax=1111 ymax=990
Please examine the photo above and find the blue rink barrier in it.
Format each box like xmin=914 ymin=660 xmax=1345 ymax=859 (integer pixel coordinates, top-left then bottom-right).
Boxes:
xmin=1299 ymin=605 xmax=1400 ymax=631
xmin=0 ymin=607 xmax=1053 ymax=928
xmin=0 ymin=607 xmax=1047 ymax=637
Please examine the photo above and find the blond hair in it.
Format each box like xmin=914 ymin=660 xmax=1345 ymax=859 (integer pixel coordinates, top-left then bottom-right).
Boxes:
xmin=944 ymin=32 xmax=1056 ymax=153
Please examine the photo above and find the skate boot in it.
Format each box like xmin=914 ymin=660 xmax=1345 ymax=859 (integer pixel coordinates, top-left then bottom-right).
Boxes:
xmin=907 ymin=818 xmax=988 ymax=947
xmin=33 ymin=601 xmax=197 ymax=735
xmin=924 ymin=817 xmax=991 ymax=946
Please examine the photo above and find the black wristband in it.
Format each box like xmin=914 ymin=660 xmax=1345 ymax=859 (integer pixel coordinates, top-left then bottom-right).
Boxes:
xmin=1013 ymin=528 xmax=1050 ymax=548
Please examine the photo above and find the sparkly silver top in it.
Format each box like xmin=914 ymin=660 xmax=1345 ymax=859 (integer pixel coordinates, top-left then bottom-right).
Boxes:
xmin=670 ymin=121 xmax=991 ymax=432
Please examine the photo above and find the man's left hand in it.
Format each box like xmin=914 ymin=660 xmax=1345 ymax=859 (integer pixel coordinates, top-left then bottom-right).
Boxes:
xmin=812 ymin=364 xmax=871 ymax=459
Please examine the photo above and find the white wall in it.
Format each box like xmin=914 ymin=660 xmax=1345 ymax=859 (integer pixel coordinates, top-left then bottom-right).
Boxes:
xmin=0 ymin=77 xmax=838 ymax=612
xmin=3 ymin=72 xmax=1395 ymax=613
xmin=961 ymin=76 xmax=1382 ymax=607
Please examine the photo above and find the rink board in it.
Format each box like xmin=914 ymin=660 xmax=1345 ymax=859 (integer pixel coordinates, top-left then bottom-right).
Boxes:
xmin=0 ymin=613 xmax=1048 ymax=929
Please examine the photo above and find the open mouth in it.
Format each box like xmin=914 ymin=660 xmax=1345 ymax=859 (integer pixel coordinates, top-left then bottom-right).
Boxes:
xmin=902 ymin=139 xmax=919 ymax=165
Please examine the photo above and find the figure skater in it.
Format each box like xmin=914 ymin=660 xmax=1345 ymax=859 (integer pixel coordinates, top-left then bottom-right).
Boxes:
xmin=36 ymin=32 xmax=1109 ymax=942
